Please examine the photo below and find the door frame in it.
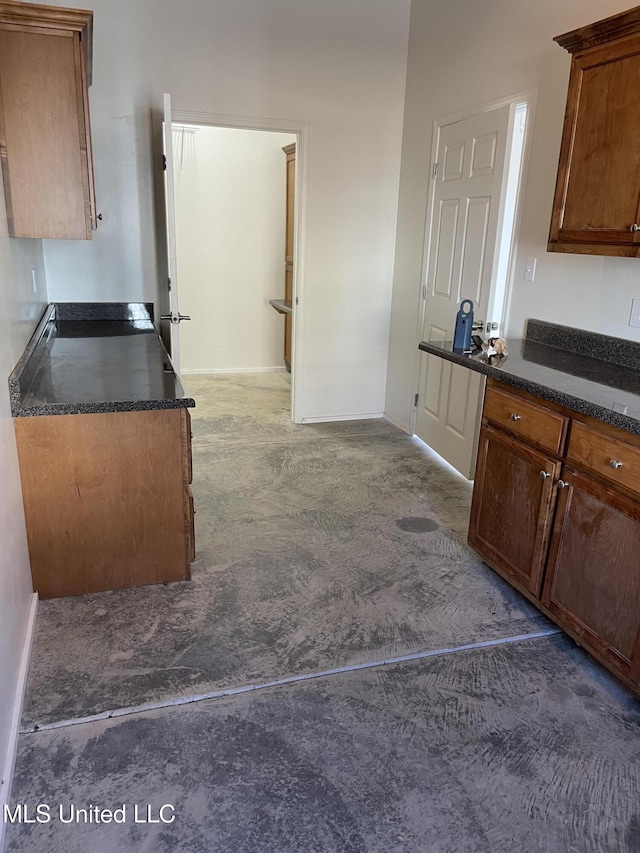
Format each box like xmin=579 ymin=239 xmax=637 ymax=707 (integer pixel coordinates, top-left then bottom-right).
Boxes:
xmin=168 ymin=109 xmax=309 ymax=426
xmin=410 ymin=89 xmax=537 ymax=438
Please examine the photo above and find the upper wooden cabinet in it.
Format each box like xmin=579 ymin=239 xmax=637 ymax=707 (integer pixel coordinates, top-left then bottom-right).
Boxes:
xmin=548 ymin=6 xmax=640 ymax=256
xmin=0 ymin=1 xmax=96 ymax=239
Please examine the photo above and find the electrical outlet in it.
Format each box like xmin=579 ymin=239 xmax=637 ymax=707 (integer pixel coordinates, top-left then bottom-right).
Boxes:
xmin=630 ymin=298 xmax=640 ymax=328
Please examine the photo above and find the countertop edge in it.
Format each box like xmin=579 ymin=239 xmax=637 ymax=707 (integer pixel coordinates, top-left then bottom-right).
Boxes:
xmin=417 ymin=340 xmax=640 ymax=437
xmin=9 ymin=303 xmax=195 ymax=418
xmin=12 ymin=397 xmax=196 ymax=418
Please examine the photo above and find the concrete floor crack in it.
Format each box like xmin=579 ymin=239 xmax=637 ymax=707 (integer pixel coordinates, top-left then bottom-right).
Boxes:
xmin=21 ymin=627 xmax=562 ymax=735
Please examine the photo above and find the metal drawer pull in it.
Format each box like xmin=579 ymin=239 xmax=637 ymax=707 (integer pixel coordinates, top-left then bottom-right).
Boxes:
xmin=631 ymin=224 xmax=640 ymax=233
xmin=609 ymin=459 xmax=624 ymax=470
xmin=557 ymin=479 xmax=568 ymax=489
xmin=510 ymin=413 xmax=521 ymax=422
xmin=539 ymin=470 xmax=551 ymax=480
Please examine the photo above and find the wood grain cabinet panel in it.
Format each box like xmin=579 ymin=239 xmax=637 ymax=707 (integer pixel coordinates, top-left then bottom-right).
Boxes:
xmin=483 ymin=384 xmax=568 ymax=455
xmin=0 ymin=1 xmax=96 ymax=239
xmin=15 ymin=408 xmax=192 ymax=599
xmin=469 ymin=379 xmax=640 ymax=694
xmin=542 ymin=468 xmax=640 ymax=680
xmin=549 ymin=8 xmax=640 ymax=256
xmin=469 ymin=425 xmax=561 ymax=597
xmin=567 ymin=420 xmax=640 ymax=498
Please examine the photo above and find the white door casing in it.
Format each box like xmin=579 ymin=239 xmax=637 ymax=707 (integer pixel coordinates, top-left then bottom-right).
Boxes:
xmin=415 ymin=103 xmax=514 ymax=479
xmin=161 ymin=108 xmax=310 ymax=424
xmin=162 ymin=93 xmax=184 ymax=374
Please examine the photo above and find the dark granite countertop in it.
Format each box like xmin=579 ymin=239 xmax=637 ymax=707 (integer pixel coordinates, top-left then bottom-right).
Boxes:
xmin=418 ymin=319 xmax=640 ymax=437
xmin=10 ymin=303 xmax=195 ymax=417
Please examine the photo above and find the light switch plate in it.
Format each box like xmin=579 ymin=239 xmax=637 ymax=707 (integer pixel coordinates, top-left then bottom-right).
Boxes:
xmin=629 ymin=298 xmax=640 ymax=328
xmin=524 ymin=257 xmax=537 ymax=281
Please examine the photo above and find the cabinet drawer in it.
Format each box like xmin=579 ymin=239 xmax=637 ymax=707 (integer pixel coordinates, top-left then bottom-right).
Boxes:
xmin=567 ymin=422 xmax=640 ymax=497
xmin=483 ymin=385 xmax=568 ymax=455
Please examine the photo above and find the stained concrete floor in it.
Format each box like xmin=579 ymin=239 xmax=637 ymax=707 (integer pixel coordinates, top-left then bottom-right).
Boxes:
xmin=6 ymin=373 xmax=640 ymax=852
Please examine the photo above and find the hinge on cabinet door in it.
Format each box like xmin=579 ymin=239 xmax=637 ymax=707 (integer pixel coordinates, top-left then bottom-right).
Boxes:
xmin=163 ymin=155 xmax=167 ymax=171
xmin=432 ymin=163 xmax=438 ymax=180
xmin=414 ymin=393 xmax=419 ymax=407
xmin=167 ymin=277 xmax=172 ymax=291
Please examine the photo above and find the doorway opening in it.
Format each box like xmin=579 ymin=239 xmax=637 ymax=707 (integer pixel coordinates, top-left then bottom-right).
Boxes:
xmin=159 ymin=104 xmax=309 ymax=425
xmin=172 ymin=126 xmax=296 ymax=382
xmin=412 ymin=92 xmax=534 ymax=479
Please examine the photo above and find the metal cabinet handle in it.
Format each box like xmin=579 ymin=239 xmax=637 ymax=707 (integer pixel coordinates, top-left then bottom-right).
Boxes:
xmin=631 ymin=224 xmax=640 ymax=233
xmin=539 ymin=470 xmax=551 ymax=480
xmin=161 ymin=313 xmax=192 ymax=324
xmin=557 ymin=479 xmax=568 ymax=489
xmin=510 ymin=413 xmax=521 ymax=422
xmin=609 ymin=459 xmax=624 ymax=470
xmin=471 ymin=321 xmax=485 ymax=331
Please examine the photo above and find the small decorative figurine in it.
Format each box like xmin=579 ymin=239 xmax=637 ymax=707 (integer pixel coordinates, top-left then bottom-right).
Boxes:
xmin=479 ymin=337 xmax=508 ymax=366
xmin=484 ymin=337 xmax=508 ymax=357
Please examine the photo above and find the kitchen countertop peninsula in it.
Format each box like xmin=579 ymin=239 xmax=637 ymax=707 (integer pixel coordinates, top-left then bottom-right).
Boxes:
xmin=10 ymin=302 xmax=196 ymax=599
xmin=9 ymin=302 xmax=195 ymax=417
xmin=419 ymin=319 xmax=640 ymax=437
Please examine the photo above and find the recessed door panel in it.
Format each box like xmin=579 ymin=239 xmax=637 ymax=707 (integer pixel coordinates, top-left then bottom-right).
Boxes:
xmin=471 ymin=132 xmax=498 ymax=176
xmin=443 ymin=141 xmax=465 ymax=181
xmin=432 ymin=199 xmax=460 ymax=299
xmin=460 ymin=196 xmax=491 ymax=304
xmin=445 ymin=366 xmax=471 ymax=437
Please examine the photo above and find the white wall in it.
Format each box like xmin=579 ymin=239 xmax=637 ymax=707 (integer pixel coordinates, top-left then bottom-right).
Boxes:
xmin=175 ymin=127 xmax=295 ymax=373
xmin=41 ymin=0 xmax=411 ymax=419
xmin=386 ymin=0 xmax=640 ymax=432
xmin=0 ymin=178 xmax=46 ymax=828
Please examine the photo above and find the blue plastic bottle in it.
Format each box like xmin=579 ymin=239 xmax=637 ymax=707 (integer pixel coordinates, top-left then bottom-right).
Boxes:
xmin=452 ymin=299 xmax=474 ymax=352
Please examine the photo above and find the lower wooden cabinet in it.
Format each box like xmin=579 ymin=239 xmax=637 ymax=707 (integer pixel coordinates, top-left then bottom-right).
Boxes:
xmin=14 ymin=407 xmax=194 ymax=599
xmin=469 ymin=425 xmax=559 ymax=597
xmin=542 ymin=468 xmax=640 ymax=683
xmin=469 ymin=378 xmax=640 ymax=694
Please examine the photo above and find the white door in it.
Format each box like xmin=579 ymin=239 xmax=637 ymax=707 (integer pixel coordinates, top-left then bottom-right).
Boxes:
xmin=415 ymin=104 xmax=513 ymax=478
xmin=161 ymin=93 xmax=189 ymax=374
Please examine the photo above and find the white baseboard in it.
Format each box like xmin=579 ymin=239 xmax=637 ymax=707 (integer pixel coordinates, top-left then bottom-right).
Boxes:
xmin=0 ymin=593 xmax=38 ymax=853
xmin=383 ymin=412 xmax=412 ymax=434
xmin=181 ymin=367 xmax=287 ymax=375
xmin=301 ymin=412 xmax=384 ymax=424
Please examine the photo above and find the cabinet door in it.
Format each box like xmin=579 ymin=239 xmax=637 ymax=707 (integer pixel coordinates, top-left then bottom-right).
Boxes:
xmin=0 ymin=20 xmax=95 ymax=239
xmin=549 ymin=34 xmax=640 ymax=255
xmin=542 ymin=468 xmax=640 ymax=682
xmin=15 ymin=409 xmax=191 ymax=599
xmin=469 ymin=424 xmax=561 ymax=597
